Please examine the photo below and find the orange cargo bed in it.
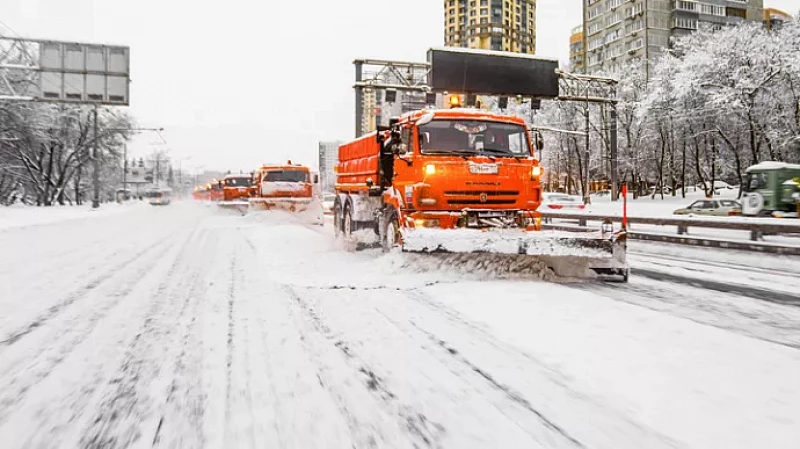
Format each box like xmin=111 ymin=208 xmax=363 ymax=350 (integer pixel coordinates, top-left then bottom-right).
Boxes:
xmin=337 ymin=132 xmax=381 ymax=187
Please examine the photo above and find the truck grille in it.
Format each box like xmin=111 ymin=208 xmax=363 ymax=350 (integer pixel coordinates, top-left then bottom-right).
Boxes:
xmin=444 ymin=190 xmax=519 ymax=196
xmin=444 ymin=190 xmax=519 ymax=206
xmin=448 ymin=199 xmax=517 ymax=205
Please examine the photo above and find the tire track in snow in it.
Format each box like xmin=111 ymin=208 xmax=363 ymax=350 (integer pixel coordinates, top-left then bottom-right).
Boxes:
xmin=222 ymin=232 xmax=258 ymax=449
xmin=580 ymin=280 xmax=800 ymax=350
xmin=0 ymin=229 xmax=181 ymax=348
xmin=0 ymin=234 xmax=184 ymax=424
xmin=76 ymin=226 xmax=207 ymax=449
xmin=283 ymin=285 xmax=447 ymax=449
xmin=303 ymin=285 xmax=679 ymax=449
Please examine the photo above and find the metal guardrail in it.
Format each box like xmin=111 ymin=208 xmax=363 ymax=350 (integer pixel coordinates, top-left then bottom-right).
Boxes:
xmin=543 ymin=222 xmax=800 ymax=256
xmin=541 ymin=212 xmax=800 ymax=242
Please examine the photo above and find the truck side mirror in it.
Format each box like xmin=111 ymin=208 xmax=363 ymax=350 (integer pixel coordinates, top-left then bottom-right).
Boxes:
xmin=313 ymin=174 xmax=319 ymax=184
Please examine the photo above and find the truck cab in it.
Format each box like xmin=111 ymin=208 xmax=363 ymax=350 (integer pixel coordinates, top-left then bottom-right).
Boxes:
xmin=256 ymin=163 xmax=318 ymax=199
xmin=742 ymin=162 xmax=800 ymax=217
xmin=222 ymin=173 xmax=255 ymax=202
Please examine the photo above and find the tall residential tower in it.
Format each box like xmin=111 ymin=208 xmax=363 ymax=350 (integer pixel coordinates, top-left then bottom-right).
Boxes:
xmin=582 ymin=0 xmax=764 ymax=75
xmin=444 ymin=0 xmax=537 ymax=54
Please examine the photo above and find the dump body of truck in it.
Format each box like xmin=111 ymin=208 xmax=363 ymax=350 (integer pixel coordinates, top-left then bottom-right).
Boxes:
xmin=248 ymin=162 xmax=323 ymax=224
xmin=334 ymin=108 xmax=627 ymax=281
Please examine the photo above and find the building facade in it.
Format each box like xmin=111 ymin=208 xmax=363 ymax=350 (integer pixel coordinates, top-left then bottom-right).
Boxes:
xmin=764 ymin=7 xmax=791 ymax=31
xmin=582 ymin=0 xmax=764 ymax=75
xmin=569 ymin=25 xmax=585 ymax=72
xmin=444 ymin=0 xmax=537 ymax=54
xmin=318 ymin=141 xmax=342 ymax=193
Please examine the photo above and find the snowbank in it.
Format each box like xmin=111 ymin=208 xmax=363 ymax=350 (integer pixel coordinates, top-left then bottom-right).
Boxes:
xmin=0 ymin=202 xmax=144 ymax=232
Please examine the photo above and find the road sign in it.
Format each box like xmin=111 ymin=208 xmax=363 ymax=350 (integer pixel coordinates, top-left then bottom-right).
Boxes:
xmin=0 ymin=37 xmax=130 ymax=105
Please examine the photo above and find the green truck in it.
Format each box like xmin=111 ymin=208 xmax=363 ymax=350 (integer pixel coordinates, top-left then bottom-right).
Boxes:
xmin=742 ymin=162 xmax=800 ymax=218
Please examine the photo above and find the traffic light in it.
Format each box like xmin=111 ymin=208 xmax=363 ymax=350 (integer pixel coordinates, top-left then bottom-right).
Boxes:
xmin=531 ymin=99 xmax=542 ymax=110
xmin=385 ymin=89 xmax=397 ymax=103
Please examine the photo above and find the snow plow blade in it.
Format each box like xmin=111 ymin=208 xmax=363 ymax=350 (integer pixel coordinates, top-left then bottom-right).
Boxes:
xmin=401 ymin=228 xmax=628 ymax=282
xmin=248 ymin=197 xmax=324 ymax=225
xmin=217 ymin=201 xmax=250 ymax=216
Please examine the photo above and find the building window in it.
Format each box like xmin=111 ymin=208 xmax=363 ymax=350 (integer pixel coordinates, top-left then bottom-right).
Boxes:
xmin=675 ymin=0 xmax=697 ymax=12
xmin=673 ymin=17 xmax=698 ymax=29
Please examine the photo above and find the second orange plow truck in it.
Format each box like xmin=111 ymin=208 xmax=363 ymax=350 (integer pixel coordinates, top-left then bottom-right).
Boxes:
xmin=248 ymin=161 xmax=324 ymax=225
xmin=333 ymin=47 xmax=628 ymax=282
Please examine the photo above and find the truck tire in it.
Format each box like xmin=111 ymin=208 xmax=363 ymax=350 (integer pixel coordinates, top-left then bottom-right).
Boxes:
xmin=381 ymin=209 xmax=400 ymax=253
xmin=333 ymin=202 xmax=342 ymax=238
xmin=343 ymin=204 xmax=353 ymax=237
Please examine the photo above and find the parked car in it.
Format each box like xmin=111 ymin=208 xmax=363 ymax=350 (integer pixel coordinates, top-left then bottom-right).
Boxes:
xmin=673 ymin=199 xmax=742 ymax=217
xmin=541 ymin=193 xmax=586 ymax=210
xmin=322 ymin=193 xmax=336 ymax=213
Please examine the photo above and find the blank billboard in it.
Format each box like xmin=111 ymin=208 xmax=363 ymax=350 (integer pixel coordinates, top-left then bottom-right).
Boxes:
xmin=427 ymin=47 xmax=559 ymax=99
xmin=37 ymin=41 xmax=130 ymax=105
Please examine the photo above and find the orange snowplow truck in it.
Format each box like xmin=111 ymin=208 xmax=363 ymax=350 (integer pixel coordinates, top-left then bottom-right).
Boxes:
xmin=216 ymin=172 xmax=256 ymax=214
xmin=333 ymin=47 xmax=628 ymax=282
xmin=249 ymin=161 xmax=324 ymax=225
xmin=335 ymin=109 xmax=543 ymax=235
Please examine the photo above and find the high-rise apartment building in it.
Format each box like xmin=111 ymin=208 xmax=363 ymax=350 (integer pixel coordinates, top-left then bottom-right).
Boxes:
xmin=569 ymin=25 xmax=585 ymax=72
xmin=444 ymin=0 xmax=537 ymax=54
xmin=582 ymin=0 xmax=764 ymax=75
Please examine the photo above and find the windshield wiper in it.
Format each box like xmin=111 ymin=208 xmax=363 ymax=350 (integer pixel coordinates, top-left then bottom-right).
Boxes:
xmin=482 ymin=147 xmax=523 ymax=160
xmin=423 ymin=150 xmax=477 ymax=160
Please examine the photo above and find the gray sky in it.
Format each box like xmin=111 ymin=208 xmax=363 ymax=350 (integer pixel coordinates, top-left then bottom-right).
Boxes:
xmin=1 ymin=0 xmax=797 ymax=174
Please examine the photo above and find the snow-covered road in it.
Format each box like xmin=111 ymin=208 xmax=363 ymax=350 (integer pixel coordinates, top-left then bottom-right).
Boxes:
xmin=1 ymin=202 xmax=799 ymax=449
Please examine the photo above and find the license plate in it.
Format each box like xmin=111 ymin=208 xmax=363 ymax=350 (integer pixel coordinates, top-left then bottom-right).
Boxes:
xmin=469 ymin=163 xmax=498 ymax=175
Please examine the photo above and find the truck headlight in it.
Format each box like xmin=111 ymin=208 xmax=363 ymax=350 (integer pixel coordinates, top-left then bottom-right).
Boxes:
xmin=531 ymin=166 xmax=542 ymax=178
xmin=425 ymin=164 xmax=436 ymax=175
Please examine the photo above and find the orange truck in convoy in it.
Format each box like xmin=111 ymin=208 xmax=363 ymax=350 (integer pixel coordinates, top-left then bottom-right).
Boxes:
xmin=333 ymin=47 xmax=628 ymax=281
xmin=217 ymin=173 xmax=256 ymax=214
xmin=248 ymin=161 xmax=323 ymax=225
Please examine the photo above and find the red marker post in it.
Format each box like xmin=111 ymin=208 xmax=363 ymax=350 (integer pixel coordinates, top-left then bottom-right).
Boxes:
xmin=622 ymin=184 xmax=628 ymax=230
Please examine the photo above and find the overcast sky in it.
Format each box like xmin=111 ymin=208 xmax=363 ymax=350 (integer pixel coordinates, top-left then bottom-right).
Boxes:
xmin=1 ymin=1 xmax=797 ymax=174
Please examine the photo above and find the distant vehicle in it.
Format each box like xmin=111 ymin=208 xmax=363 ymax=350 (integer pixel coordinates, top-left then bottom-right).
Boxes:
xmin=673 ymin=199 xmax=742 ymax=217
xmin=541 ymin=192 xmax=586 ymax=210
xmin=741 ymin=161 xmax=800 ymax=218
xmin=145 ymin=188 xmax=172 ymax=206
xmin=696 ymin=181 xmax=735 ymax=194
xmin=248 ymin=161 xmax=324 ymax=225
xmin=322 ymin=193 xmax=336 ymax=213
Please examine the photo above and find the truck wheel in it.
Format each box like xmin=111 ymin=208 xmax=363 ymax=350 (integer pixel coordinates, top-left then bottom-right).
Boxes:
xmin=382 ymin=210 xmax=400 ymax=253
xmin=333 ymin=204 xmax=342 ymax=237
xmin=343 ymin=204 xmax=353 ymax=237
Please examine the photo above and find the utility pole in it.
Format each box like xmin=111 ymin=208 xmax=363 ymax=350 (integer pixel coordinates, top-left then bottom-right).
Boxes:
xmin=92 ymin=105 xmax=101 ymax=209
xmin=584 ymin=83 xmax=591 ymax=204
xmin=610 ymin=105 xmax=619 ymax=201
xmin=122 ymin=142 xmax=128 ymax=199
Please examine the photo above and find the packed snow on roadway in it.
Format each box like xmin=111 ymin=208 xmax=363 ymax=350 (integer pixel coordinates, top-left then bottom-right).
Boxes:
xmin=0 ymin=201 xmax=799 ymax=449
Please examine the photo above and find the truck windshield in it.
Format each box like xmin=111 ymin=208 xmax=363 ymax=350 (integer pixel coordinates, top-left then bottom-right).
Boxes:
xmin=418 ymin=120 xmax=531 ymax=157
xmin=744 ymin=173 xmax=768 ymax=192
xmin=225 ymin=177 xmax=250 ymax=187
xmin=263 ymin=170 xmax=308 ymax=183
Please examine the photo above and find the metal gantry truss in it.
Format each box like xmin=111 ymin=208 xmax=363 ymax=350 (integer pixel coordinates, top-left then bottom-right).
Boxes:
xmin=0 ymin=37 xmax=39 ymax=101
xmin=353 ymin=59 xmax=431 ymax=137
xmin=555 ymin=69 xmax=618 ymax=105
